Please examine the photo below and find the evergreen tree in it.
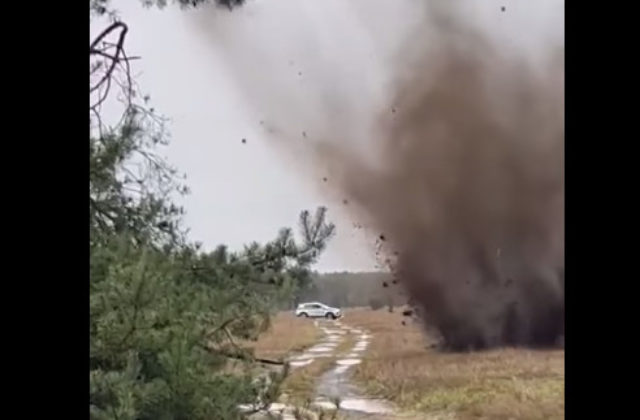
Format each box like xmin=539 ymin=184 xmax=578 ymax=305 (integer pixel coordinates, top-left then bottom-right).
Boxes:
xmin=90 ymin=1 xmax=334 ymax=418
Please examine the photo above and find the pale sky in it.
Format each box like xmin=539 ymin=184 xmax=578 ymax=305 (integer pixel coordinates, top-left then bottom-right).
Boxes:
xmin=94 ymin=0 xmax=563 ymax=272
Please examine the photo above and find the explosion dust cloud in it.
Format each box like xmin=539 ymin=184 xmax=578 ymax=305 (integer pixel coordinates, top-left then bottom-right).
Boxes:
xmin=188 ymin=0 xmax=564 ymax=350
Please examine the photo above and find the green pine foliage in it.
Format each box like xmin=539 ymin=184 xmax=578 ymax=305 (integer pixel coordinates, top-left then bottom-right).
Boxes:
xmin=90 ymin=2 xmax=334 ymax=418
xmin=90 ymin=0 xmax=246 ymax=18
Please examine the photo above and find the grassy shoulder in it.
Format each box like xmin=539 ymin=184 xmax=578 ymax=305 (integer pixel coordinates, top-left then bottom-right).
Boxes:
xmin=343 ymin=308 xmax=565 ymax=420
xmin=280 ymin=358 xmax=336 ymax=406
xmin=251 ymin=312 xmax=322 ymax=361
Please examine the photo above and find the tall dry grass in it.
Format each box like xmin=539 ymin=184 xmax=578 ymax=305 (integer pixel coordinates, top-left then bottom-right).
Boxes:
xmin=343 ymin=309 xmax=564 ymax=420
xmin=252 ymin=312 xmax=322 ymax=360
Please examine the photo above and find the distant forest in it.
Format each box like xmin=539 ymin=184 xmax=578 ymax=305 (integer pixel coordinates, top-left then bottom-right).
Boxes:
xmin=290 ymin=271 xmax=408 ymax=310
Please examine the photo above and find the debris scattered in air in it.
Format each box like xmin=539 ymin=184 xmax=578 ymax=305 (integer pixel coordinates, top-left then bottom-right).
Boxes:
xmin=241 ymin=138 xmax=247 ymax=144
xmin=343 ymin=199 xmax=348 ymax=205
xmin=322 ymin=177 xmax=328 ymax=182
xmin=379 ymin=234 xmax=386 ymax=241
xmin=501 ymin=6 xmax=506 ymax=12
xmin=382 ymin=282 xmax=389 ymax=288
xmin=402 ymin=309 xmax=413 ymax=317
xmin=302 ymin=131 xmax=307 ymax=138
xmin=391 ymin=107 xmax=396 ymax=113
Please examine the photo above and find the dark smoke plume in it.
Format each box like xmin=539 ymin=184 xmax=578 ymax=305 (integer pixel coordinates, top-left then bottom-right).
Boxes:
xmin=330 ymin=7 xmax=563 ymax=350
xmin=334 ymin=4 xmax=563 ymax=350
xmin=190 ymin=0 xmax=564 ymax=350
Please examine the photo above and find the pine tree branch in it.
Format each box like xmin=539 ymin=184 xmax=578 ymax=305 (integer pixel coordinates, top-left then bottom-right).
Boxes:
xmin=116 ymin=261 xmax=148 ymax=349
xmin=90 ymin=22 xmax=128 ymax=94
xmin=200 ymin=343 xmax=284 ymax=366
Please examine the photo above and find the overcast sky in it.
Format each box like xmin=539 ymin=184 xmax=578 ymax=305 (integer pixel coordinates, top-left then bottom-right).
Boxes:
xmin=94 ymin=0 xmax=563 ymax=272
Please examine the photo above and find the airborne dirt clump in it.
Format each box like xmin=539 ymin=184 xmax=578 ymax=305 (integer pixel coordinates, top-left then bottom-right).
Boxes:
xmin=189 ymin=0 xmax=563 ymax=351
xmin=315 ymin=2 xmax=563 ymax=350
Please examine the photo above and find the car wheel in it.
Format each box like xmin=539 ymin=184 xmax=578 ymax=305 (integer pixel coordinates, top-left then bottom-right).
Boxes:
xmin=326 ymin=313 xmax=336 ymax=320
xmin=299 ymin=312 xmax=308 ymax=318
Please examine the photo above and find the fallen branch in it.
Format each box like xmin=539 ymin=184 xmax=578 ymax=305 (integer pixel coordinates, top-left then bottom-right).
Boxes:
xmin=200 ymin=343 xmax=285 ymax=366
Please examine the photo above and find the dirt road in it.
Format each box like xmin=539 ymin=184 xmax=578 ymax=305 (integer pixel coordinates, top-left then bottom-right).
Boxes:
xmin=269 ymin=319 xmax=402 ymax=419
xmin=245 ymin=318 xmax=421 ymax=419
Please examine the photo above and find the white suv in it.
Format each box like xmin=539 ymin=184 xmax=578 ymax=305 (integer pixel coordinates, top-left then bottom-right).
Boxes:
xmin=295 ymin=302 xmax=341 ymax=319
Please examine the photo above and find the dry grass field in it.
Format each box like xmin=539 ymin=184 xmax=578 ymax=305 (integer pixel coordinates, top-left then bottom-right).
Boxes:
xmin=249 ymin=309 xmax=564 ymax=419
xmin=344 ymin=309 xmax=565 ymax=420
xmin=252 ymin=312 xmax=322 ymax=361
